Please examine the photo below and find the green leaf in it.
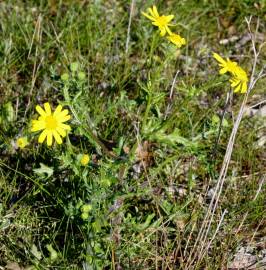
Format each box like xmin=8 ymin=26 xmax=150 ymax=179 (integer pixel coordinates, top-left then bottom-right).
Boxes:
xmin=211 ymin=114 xmax=220 ymax=125
xmin=92 ymin=219 xmax=102 ymax=233
xmin=4 ymin=102 xmax=15 ymax=122
xmin=150 ymin=128 xmax=197 ymax=148
xmin=31 ymin=244 xmax=42 ymax=260
xmin=33 ymin=163 xmax=53 ymax=178
xmin=134 ymin=213 xmax=155 ymax=231
xmin=46 ymin=244 xmax=58 ymax=262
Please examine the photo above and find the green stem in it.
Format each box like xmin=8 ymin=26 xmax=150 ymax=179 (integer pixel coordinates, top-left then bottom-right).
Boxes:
xmin=148 ymin=33 xmax=157 ymax=63
xmin=141 ymin=93 xmax=152 ymax=134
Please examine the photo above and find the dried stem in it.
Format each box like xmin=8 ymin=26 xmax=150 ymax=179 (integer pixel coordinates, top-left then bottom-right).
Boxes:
xmin=164 ymin=69 xmax=180 ymax=120
xmin=23 ymin=15 xmax=43 ymax=121
xmin=125 ymin=0 xmax=136 ymax=54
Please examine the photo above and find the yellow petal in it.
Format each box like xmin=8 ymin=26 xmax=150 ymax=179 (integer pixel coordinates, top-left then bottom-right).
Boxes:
xmin=219 ymin=68 xmax=227 ymax=74
xmin=148 ymin=7 xmax=154 ymax=16
xmin=213 ymin=53 xmax=226 ymax=65
xmin=241 ymin=82 xmax=248 ymax=93
xmin=152 ymin=5 xmax=159 ymax=17
xmin=44 ymin=102 xmax=52 ymax=115
xmin=56 ymin=127 xmax=67 ymax=137
xmin=36 ymin=105 xmax=46 ymax=117
xmin=58 ymin=109 xmax=69 ymax=118
xmin=142 ymin=11 xmax=155 ymax=21
xmin=38 ymin=115 xmax=45 ymax=121
xmin=166 ymin=25 xmax=172 ymax=35
xmin=53 ymin=105 xmax=63 ymax=116
xmin=59 ymin=115 xmax=71 ymax=123
xmin=53 ymin=130 xmax=62 ymax=144
xmin=59 ymin=123 xmax=71 ymax=131
xmin=31 ymin=120 xmax=45 ymax=132
xmin=161 ymin=28 xmax=166 ymax=36
xmin=166 ymin=15 xmax=174 ymax=22
xmin=230 ymin=79 xmax=239 ymax=87
xmin=55 ymin=109 xmax=70 ymax=123
xmin=47 ymin=132 xmax=53 ymax=146
xmin=234 ymin=83 xmax=241 ymax=93
xmin=38 ymin=129 xmax=48 ymax=143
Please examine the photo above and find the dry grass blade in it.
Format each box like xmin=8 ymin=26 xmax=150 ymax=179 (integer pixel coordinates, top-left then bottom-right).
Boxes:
xmin=125 ymin=0 xmax=136 ymax=54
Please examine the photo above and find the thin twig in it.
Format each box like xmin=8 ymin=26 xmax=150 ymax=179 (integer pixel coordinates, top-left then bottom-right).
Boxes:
xmin=50 ymin=22 xmax=69 ymax=62
xmin=164 ymin=70 xmax=180 ymax=120
xmin=249 ymin=99 xmax=266 ymax=109
xmin=23 ymin=15 xmax=43 ymax=121
xmin=211 ymin=90 xmax=231 ymax=160
xmin=125 ymin=0 xmax=136 ymax=54
xmin=195 ymin=209 xmax=228 ymax=267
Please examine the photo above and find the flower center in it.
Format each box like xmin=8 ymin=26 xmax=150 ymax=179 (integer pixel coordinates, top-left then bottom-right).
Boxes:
xmin=157 ymin=16 xmax=168 ymax=26
xmin=227 ymin=62 xmax=236 ymax=70
xmin=172 ymin=36 xmax=180 ymax=42
xmin=45 ymin=115 xmax=57 ymax=130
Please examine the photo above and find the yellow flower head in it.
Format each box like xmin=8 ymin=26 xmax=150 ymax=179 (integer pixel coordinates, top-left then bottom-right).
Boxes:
xmin=16 ymin=137 xmax=29 ymax=149
xmin=31 ymin=102 xmax=71 ymax=146
xmin=80 ymin=154 xmax=90 ymax=166
xmin=229 ymin=66 xmax=248 ymax=93
xmin=213 ymin=52 xmax=248 ymax=93
xmin=142 ymin=5 xmax=174 ymax=36
xmin=213 ymin=53 xmax=238 ymax=75
xmin=167 ymin=33 xmax=186 ymax=48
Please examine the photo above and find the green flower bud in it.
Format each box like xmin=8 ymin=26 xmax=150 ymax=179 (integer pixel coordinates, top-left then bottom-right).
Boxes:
xmin=77 ymin=71 xmax=86 ymax=80
xmin=81 ymin=204 xmax=92 ymax=213
xmin=61 ymin=73 xmax=69 ymax=81
xmin=70 ymin=62 xmax=79 ymax=72
xmin=81 ymin=212 xmax=89 ymax=220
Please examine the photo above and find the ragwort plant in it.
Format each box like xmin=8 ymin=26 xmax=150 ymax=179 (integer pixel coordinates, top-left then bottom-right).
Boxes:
xmin=0 ymin=1 xmax=265 ymax=270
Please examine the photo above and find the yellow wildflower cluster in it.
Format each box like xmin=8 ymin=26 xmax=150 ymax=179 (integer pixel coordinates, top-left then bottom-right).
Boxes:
xmin=142 ymin=5 xmax=186 ymax=48
xmin=213 ymin=53 xmax=248 ymax=93
xmin=25 ymin=7 xmax=249 ymax=151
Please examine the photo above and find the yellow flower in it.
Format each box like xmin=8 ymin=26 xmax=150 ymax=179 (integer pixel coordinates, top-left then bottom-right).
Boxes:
xmin=229 ymin=66 xmax=248 ymax=93
xmin=167 ymin=33 xmax=186 ymax=48
xmin=80 ymin=154 xmax=90 ymax=166
xmin=142 ymin=5 xmax=174 ymax=36
xmin=213 ymin=52 xmax=248 ymax=93
xmin=213 ymin=53 xmax=238 ymax=75
xmin=16 ymin=137 xmax=29 ymax=149
xmin=31 ymin=102 xmax=71 ymax=146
